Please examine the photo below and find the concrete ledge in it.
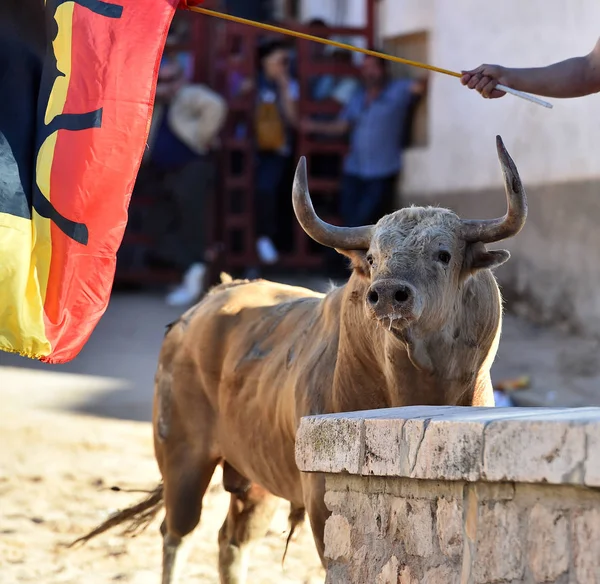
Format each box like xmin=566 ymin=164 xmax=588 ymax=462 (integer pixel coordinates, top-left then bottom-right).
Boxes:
xmin=297 ymin=406 xmax=600 ymax=583
xmin=295 ymin=406 xmax=600 ymax=487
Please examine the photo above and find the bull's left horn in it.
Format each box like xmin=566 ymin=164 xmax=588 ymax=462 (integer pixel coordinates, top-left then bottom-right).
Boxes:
xmin=460 ymin=135 xmax=528 ymax=244
xmin=292 ymin=156 xmax=373 ymax=250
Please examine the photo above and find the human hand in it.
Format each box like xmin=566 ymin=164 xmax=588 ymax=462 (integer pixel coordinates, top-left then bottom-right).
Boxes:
xmin=266 ymin=52 xmax=291 ymax=86
xmin=460 ymin=64 xmax=510 ymax=99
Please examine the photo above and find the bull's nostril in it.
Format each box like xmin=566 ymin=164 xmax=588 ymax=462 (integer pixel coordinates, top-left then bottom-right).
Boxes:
xmin=368 ymin=290 xmax=379 ymax=305
xmin=395 ymin=288 xmax=410 ymax=303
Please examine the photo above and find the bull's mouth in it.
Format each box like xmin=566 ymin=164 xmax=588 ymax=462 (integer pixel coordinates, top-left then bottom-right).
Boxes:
xmin=375 ymin=314 xmax=415 ymax=334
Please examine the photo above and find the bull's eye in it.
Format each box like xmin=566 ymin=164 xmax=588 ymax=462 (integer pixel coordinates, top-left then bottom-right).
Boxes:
xmin=437 ymin=250 xmax=451 ymax=264
xmin=366 ymin=254 xmax=374 ymax=266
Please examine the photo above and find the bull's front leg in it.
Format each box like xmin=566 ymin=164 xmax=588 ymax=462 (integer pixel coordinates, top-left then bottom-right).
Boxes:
xmin=302 ymin=473 xmax=330 ymax=567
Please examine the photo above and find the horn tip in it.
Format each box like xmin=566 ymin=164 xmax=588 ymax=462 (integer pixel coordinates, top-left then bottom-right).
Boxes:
xmin=292 ymin=157 xmax=309 ymax=206
xmin=495 ymin=135 xmax=517 ymax=174
xmin=294 ymin=156 xmax=307 ymax=181
xmin=495 ymin=134 xmax=506 ymax=154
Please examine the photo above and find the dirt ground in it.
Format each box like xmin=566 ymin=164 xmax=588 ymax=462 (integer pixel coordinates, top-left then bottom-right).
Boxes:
xmin=1 ymin=286 xmax=600 ymax=583
xmin=0 ymin=405 xmax=324 ymax=584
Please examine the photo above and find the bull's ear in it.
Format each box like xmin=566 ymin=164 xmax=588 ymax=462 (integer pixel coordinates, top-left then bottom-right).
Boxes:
xmin=465 ymin=243 xmax=510 ymax=272
xmin=337 ymin=249 xmax=370 ymax=278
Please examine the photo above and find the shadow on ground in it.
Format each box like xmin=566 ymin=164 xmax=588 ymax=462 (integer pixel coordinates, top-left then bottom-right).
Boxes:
xmin=0 ymin=275 xmax=340 ymax=422
xmin=0 ymin=292 xmax=181 ymax=422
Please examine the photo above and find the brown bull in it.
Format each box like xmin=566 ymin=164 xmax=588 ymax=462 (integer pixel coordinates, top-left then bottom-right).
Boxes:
xmin=74 ymin=136 xmax=527 ymax=583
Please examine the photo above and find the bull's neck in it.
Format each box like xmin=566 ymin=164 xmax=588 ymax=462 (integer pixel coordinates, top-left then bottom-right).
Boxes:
xmin=329 ymin=273 xmax=496 ymax=414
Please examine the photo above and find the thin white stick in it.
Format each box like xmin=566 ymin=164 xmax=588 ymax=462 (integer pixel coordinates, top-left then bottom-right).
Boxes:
xmin=496 ymin=83 xmax=553 ymax=109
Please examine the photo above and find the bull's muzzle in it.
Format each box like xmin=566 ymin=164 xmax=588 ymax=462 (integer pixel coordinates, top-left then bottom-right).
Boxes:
xmin=366 ymin=279 xmax=421 ymax=325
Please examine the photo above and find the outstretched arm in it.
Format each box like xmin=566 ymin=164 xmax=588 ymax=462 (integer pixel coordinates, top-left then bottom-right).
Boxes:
xmin=460 ymin=37 xmax=600 ymax=99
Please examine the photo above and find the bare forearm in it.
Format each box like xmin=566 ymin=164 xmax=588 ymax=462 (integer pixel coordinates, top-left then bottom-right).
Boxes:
xmin=278 ymin=81 xmax=298 ymax=126
xmin=504 ymin=56 xmax=600 ymax=98
xmin=281 ymin=96 xmax=297 ymax=126
xmin=461 ymin=38 xmax=600 ymax=99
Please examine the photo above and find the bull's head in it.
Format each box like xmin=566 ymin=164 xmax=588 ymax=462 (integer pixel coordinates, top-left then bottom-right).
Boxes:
xmin=293 ymin=135 xmax=527 ymax=339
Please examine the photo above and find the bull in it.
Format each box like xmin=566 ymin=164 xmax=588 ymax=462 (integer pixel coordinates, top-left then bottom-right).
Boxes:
xmin=74 ymin=135 xmax=527 ymax=584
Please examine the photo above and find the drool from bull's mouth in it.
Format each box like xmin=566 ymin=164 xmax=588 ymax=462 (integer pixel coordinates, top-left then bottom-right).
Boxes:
xmin=376 ymin=314 xmax=412 ymax=332
xmin=75 ymin=135 xmax=528 ymax=584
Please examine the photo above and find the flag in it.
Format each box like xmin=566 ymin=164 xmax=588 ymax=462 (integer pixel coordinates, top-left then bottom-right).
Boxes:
xmin=0 ymin=0 xmax=189 ymax=363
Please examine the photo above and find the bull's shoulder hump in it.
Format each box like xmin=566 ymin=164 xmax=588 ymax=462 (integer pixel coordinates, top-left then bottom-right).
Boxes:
xmin=216 ymin=279 xmax=324 ymax=303
xmin=195 ymin=279 xmax=324 ymax=317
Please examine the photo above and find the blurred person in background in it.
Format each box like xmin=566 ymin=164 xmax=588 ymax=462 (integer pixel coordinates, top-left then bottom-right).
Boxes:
xmin=301 ymin=50 xmax=427 ymax=228
xmin=251 ymin=38 xmax=299 ymax=265
xmin=143 ymin=53 xmax=227 ymax=307
xmin=461 ymin=37 xmax=600 ymax=99
xmin=303 ymin=20 xmax=361 ymax=185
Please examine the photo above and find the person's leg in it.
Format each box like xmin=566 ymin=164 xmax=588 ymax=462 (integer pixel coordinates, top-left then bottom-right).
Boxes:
xmin=163 ymin=157 xmax=214 ymax=306
xmin=170 ymin=156 xmax=214 ymax=265
xmin=255 ymin=153 xmax=286 ymax=264
xmin=354 ymin=174 xmax=398 ymax=226
xmin=323 ymin=174 xmax=363 ymax=280
xmin=339 ymin=173 xmax=364 ymax=227
xmin=380 ymin=172 xmax=400 ymax=216
xmin=141 ymin=165 xmax=181 ymax=267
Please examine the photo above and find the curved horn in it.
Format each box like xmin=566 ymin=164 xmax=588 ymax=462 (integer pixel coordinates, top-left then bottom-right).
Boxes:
xmin=292 ymin=157 xmax=373 ymax=250
xmin=461 ymin=135 xmax=528 ymax=243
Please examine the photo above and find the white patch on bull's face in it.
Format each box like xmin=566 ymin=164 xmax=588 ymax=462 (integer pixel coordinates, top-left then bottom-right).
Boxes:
xmin=363 ymin=206 xmax=467 ymax=335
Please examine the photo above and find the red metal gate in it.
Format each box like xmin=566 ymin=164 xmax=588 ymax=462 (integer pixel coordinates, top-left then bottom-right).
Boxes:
xmin=116 ymin=3 xmax=375 ymax=285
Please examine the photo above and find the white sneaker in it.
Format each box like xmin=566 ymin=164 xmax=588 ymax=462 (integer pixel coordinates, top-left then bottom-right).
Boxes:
xmin=165 ymin=263 xmax=206 ymax=307
xmin=256 ymin=237 xmax=279 ymax=265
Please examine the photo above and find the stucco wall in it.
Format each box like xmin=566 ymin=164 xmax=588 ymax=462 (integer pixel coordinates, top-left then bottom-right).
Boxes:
xmin=378 ymin=0 xmax=600 ymax=193
xmin=296 ymin=406 xmax=600 ymax=584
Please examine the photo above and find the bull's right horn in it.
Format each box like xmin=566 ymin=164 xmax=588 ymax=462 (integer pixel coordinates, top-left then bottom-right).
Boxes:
xmin=292 ymin=157 xmax=373 ymax=250
xmin=460 ymin=135 xmax=528 ymax=244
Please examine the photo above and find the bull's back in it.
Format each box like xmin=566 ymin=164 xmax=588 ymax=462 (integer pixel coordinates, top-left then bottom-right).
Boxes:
xmin=188 ymin=278 xmax=324 ymax=405
xmin=157 ymin=279 xmax=329 ymax=500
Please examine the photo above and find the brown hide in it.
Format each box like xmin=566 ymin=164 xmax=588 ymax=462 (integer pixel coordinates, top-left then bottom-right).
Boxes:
xmin=154 ymin=257 xmax=500 ymax=493
xmin=152 ymin=136 xmax=526 ymax=576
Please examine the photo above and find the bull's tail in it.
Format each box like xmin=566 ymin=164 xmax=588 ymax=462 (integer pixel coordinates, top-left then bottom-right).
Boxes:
xmin=281 ymin=504 xmax=306 ymax=569
xmin=69 ymin=483 xmax=164 ymax=548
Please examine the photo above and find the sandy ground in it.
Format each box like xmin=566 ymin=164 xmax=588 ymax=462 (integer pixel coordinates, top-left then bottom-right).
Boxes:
xmin=0 ymin=406 xmax=324 ymax=584
xmin=1 ymin=283 xmax=600 ymax=583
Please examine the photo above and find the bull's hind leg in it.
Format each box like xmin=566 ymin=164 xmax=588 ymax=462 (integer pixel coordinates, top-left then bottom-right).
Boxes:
xmin=160 ymin=453 xmax=219 ymax=584
xmin=218 ymin=463 xmax=279 ymax=584
xmin=154 ymin=355 xmax=221 ymax=584
xmin=155 ymin=392 xmax=219 ymax=583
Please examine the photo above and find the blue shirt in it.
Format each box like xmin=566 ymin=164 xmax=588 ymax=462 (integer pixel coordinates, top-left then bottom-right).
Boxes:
xmin=340 ymin=79 xmax=414 ymax=179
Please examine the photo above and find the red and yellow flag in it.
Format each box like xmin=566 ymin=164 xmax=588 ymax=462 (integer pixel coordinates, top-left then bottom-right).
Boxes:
xmin=0 ymin=0 xmax=194 ymax=363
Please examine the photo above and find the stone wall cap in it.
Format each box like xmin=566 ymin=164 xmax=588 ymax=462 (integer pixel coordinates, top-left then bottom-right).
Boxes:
xmin=295 ymin=406 xmax=600 ymax=487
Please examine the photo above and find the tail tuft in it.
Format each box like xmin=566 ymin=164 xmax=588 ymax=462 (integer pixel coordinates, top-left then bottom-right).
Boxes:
xmin=68 ymin=483 xmax=164 ymax=548
xmin=281 ymin=505 xmax=306 ymax=569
